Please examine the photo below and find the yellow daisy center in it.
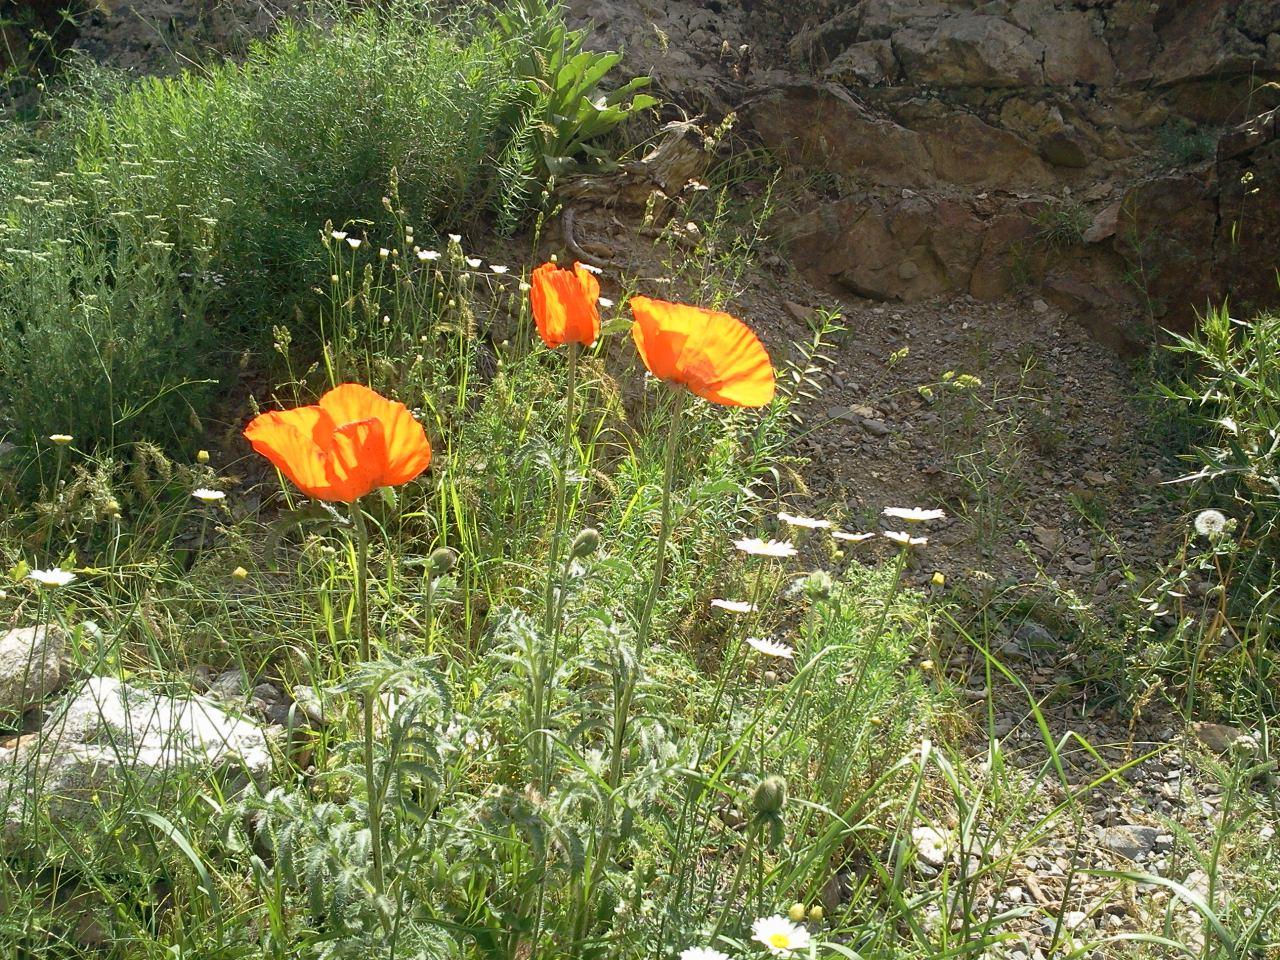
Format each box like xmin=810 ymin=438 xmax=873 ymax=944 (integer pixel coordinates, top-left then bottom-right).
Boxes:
xmin=769 ymin=933 xmax=791 ymax=948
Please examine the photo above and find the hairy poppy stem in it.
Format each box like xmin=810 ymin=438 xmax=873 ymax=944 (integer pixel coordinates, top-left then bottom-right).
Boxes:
xmin=350 ymin=501 xmax=385 ymax=899
xmin=635 ymin=386 xmax=686 ymax=658
xmin=537 ymin=342 xmax=578 ymax=787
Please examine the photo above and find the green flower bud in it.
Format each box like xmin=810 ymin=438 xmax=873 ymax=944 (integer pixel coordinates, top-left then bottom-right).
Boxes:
xmin=752 ymin=775 xmax=787 ymax=818
xmin=570 ymin=527 xmax=601 ymax=559
xmin=428 ymin=547 xmax=458 ymax=576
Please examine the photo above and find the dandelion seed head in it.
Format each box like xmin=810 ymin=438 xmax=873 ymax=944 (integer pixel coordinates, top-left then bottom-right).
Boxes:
xmin=1194 ymin=509 xmax=1229 ymax=540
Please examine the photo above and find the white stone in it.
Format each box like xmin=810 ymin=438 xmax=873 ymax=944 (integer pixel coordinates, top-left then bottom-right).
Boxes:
xmin=1 ymin=676 xmax=271 ymax=841
xmin=0 ymin=625 xmax=68 ymax=721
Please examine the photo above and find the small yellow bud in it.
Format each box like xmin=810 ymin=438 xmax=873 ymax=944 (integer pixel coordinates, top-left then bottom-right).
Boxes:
xmin=931 ymin=571 xmax=945 ymax=587
xmin=196 ymin=449 xmax=210 ymax=464
xmin=232 ymin=566 xmax=248 ymax=580
xmin=788 ymin=903 xmax=806 ymax=923
xmin=920 ymin=659 xmax=935 ymax=672
xmin=808 ymin=905 xmax=824 ymax=922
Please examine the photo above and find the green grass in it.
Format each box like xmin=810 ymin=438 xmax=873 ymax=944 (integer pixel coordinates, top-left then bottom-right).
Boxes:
xmin=0 ymin=5 xmax=1278 ymax=958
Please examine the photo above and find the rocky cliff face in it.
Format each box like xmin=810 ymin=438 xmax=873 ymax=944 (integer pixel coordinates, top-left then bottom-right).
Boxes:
xmin=573 ymin=0 xmax=1280 ymax=346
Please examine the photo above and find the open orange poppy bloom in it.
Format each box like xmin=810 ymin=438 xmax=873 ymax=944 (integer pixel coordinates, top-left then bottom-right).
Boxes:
xmin=530 ymin=260 xmax=601 ymax=348
xmin=629 ymin=296 xmax=776 ymax=407
xmin=244 ymin=383 xmax=432 ymax=503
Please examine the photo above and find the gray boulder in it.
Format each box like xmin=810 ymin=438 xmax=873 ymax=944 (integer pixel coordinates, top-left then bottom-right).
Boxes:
xmin=0 ymin=625 xmax=68 ymax=724
xmin=1 ymin=676 xmax=272 ymax=842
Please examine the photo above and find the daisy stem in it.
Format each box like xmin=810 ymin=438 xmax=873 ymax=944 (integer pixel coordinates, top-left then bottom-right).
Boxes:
xmin=350 ymin=501 xmax=385 ymax=899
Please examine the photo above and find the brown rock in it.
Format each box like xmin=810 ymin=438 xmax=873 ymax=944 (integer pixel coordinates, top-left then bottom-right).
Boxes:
xmin=1214 ymin=109 xmax=1280 ymax=318
xmin=894 ymin=15 xmax=1044 ymax=88
xmin=745 ymin=83 xmax=936 ymax=190
xmin=1116 ymin=174 xmax=1218 ymax=331
xmin=1041 ymin=130 xmax=1092 ymax=168
xmin=917 ymin=113 xmax=1053 ymax=189
xmin=824 ymin=40 xmax=898 ymax=86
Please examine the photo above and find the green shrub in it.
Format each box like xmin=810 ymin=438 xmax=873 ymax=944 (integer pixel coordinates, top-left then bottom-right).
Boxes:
xmin=0 ymin=0 xmax=650 ymax=454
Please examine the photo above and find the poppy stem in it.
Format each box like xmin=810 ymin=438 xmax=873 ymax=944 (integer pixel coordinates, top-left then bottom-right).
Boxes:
xmin=537 ymin=342 xmax=578 ymax=787
xmin=635 ymin=386 xmax=686 ymax=658
xmin=350 ymin=501 xmax=385 ymax=899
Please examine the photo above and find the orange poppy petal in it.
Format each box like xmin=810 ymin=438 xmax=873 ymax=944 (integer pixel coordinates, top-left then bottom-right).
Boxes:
xmin=629 ymin=296 xmax=775 ymax=407
xmin=687 ymin=311 xmax=776 ymax=407
xmin=531 ymin=261 xmax=599 ymax=348
xmin=318 ymin=382 xmax=431 ymax=488
xmin=629 ymin=296 xmax=697 ymax=383
xmin=244 ymin=406 xmax=339 ymax=500
xmin=325 ymin=417 xmax=387 ymax=502
xmin=573 ymin=262 xmax=601 ymax=305
xmin=317 ymin=383 xmax=389 ymax=429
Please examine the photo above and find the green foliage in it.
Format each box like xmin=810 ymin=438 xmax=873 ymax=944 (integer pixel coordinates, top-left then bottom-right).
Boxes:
xmin=492 ymin=0 xmax=658 ymax=177
xmin=1032 ymin=196 xmax=1090 ymax=250
xmin=0 ymin=0 xmax=648 ymax=455
xmin=1156 ymin=117 xmax=1217 ymax=167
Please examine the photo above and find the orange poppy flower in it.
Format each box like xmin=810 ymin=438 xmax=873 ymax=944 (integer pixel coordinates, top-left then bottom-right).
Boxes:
xmin=244 ymin=383 xmax=432 ymax=503
xmin=629 ymin=296 xmax=776 ymax=407
xmin=529 ymin=261 xmax=601 ymax=348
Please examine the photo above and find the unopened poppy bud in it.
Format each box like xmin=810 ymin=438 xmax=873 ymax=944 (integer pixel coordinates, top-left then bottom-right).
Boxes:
xmin=788 ymin=903 xmax=806 ymax=923
xmin=196 ymin=449 xmax=210 ymax=464
xmin=570 ymin=527 xmax=601 ymax=559
xmin=428 ymin=547 xmax=457 ymax=576
xmin=752 ymin=775 xmax=787 ymax=817
xmin=808 ymin=905 xmax=824 ymax=922
xmin=232 ymin=566 xmax=248 ymax=580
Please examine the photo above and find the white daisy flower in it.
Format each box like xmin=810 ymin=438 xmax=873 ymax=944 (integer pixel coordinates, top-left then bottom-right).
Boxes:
xmin=747 ymin=636 xmax=794 ymax=659
xmin=883 ymin=506 xmax=946 ymax=523
xmin=28 ymin=568 xmax=76 ymax=588
xmin=711 ymin=598 xmax=757 ymax=614
xmin=447 ymin=233 xmax=462 ymax=244
xmin=579 ymin=263 xmax=603 ymax=274
xmin=48 ymin=434 xmax=73 ymax=445
xmin=490 ymin=264 xmax=509 ymax=274
xmin=883 ymin=530 xmax=928 ymax=547
xmin=346 ymin=237 xmax=362 ymax=249
xmin=417 ymin=249 xmax=441 ymax=261
xmin=680 ymin=949 xmax=730 ymax=960
xmin=330 ymin=230 xmax=348 ymax=241
xmin=1194 ymin=509 xmax=1229 ymax=540
xmin=598 ymin=296 xmax=615 ymax=308
xmin=192 ymin=488 xmax=226 ymax=502
xmin=465 ymin=257 xmax=483 ymax=269
xmin=378 ymin=247 xmax=390 ymax=259
xmin=779 ymin=511 xmax=831 ymax=530
xmin=832 ymin=530 xmax=875 ymax=542
xmin=734 ymin=538 xmax=798 ymax=559
xmin=751 ymin=915 xmax=811 ymax=956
